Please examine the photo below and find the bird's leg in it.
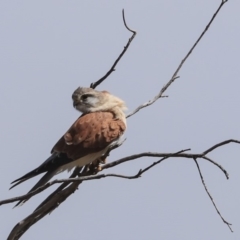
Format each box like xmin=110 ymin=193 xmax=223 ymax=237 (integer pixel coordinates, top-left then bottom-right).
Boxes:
xmin=89 ymin=156 xmax=107 ymax=173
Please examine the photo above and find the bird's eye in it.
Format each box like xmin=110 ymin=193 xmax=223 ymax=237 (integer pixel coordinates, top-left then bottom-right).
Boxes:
xmin=81 ymin=94 xmax=93 ymax=102
xmin=81 ymin=95 xmax=88 ymax=101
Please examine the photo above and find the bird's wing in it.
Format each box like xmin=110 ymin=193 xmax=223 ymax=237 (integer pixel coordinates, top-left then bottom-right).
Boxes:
xmin=11 ymin=111 xmax=126 ymax=188
xmin=52 ymin=111 xmax=126 ymax=160
xmin=11 ymin=111 xmax=125 ymax=207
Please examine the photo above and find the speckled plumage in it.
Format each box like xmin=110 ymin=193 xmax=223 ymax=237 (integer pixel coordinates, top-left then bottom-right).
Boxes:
xmin=53 ymin=111 xmax=126 ymax=160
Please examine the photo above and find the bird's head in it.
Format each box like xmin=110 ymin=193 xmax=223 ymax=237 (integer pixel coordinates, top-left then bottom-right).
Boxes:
xmin=72 ymin=87 xmax=127 ymax=114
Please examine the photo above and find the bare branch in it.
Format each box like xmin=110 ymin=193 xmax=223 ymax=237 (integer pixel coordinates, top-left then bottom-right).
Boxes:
xmin=137 ymin=149 xmax=189 ymax=175
xmin=3 ymin=138 xmax=239 ymax=206
xmin=203 ymin=139 xmax=240 ymax=155
xmin=4 ymin=136 xmax=237 ymax=238
xmin=3 ymin=136 xmax=237 ymax=238
xmin=127 ymin=0 xmax=228 ymax=118
xmin=193 ymin=158 xmax=233 ymax=232
xmin=7 ymin=166 xmax=92 ymax=240
xmin=7 ymin=182 xmax=81 ymax=240
xmin=4 ymin=139 xmax=234 ymax=239
xmin=122 ymin=9 xmax=136 ymax=34
xmin=126 ymin=76 xmax=179 ymax=118
xmin=2 ymin=149 xmax=190 ymax=207
xmin=1 ymin=173 xmax=139 ymax=206
xmin=102 ymin=139 xmax=240 ymax=178
xmin=90 ymin=9 xmax=137 ymax=89
xmin=202 ymin=156 xmax=229 ymax=179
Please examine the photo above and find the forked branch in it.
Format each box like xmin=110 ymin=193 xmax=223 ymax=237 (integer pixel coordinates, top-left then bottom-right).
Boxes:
xmin=194 ymin=158 xmax=233 ymax=232
xmin=2 ymin=139 xmax=239 ymax=207
xmin=127 ymin=0 xmax=228 ymax=118
xmin=2 ymin=139 xmax=238 ymax=235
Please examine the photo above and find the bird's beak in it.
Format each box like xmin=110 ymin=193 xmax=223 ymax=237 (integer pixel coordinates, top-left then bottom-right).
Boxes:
xmin=73 ymin=99 xmax=81 ymax=108
xmin=72 ymin=91 xmax=81 ymax=108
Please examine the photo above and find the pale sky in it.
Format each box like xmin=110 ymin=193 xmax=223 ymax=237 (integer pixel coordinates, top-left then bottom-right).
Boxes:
xmin=1 ymin=1 xmax=240 ymax=239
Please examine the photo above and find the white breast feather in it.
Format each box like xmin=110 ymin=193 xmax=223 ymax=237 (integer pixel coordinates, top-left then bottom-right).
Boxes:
xmin=56 ymin=138 xmax=120 ymax=173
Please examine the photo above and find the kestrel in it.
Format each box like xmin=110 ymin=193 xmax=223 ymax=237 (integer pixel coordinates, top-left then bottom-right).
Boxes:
xmin=11 ymin=87 xmax=127 ymax=206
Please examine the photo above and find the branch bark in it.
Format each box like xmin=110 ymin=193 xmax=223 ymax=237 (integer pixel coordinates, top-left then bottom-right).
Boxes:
xmin=2 ymin=139 xmax=238 ymax=237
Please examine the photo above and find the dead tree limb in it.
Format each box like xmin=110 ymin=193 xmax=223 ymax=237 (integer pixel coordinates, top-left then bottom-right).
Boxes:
xmin=127 ymin=0 xmax=228 ymax=118
xmin=2 ymin=139 xmax=238 ymax=237
xmin=193 ymin=158 xmax=233 ymax=232
xmin=90 ymin=9 xmax=136 ymax=89
xmin=2 ymin=139 xmax=239 ymax=217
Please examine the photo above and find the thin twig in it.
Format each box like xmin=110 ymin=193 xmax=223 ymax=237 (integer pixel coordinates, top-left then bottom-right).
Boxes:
xmin=90 ymin=9 xmax=137 ymax=89
xmin=193 ymin=158 xmax=233 ymax=232
xmin=203 ymin=139 xmax=240 ymax=155
xmin=127 ymin=0 xmax=228 ymax=118
xmin=138 ymin=149 xmax=189 ymax=175
xmin=1 ymin=173 xmax=140 ymax=206
xmin=102 ymin=139 xmax=240 ymax=176
xmin=126 ymin=76 xmax=179 ymax=118
xmin=202 ymin=156 xmax=229 ymax=179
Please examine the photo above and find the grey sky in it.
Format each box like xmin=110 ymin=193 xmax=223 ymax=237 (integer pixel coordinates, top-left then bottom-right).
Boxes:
xmin=1 ymin=0 xmax=240 ymax=239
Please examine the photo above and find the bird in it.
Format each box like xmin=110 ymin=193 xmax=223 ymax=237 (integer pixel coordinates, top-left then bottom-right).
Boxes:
xmin=10 ymin=87 xmax=127 ymax=206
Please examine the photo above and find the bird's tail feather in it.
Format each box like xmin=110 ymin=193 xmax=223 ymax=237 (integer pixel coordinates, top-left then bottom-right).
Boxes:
xmin=10 ymin=153 xmax=72 ymax=207
xmin=13 ymin=169 xmax=59 ymax=207
xmin=10 ymin=168 xmax=43 ymax=190
xmin=10 ymin=153 xmax=62 ymax=190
